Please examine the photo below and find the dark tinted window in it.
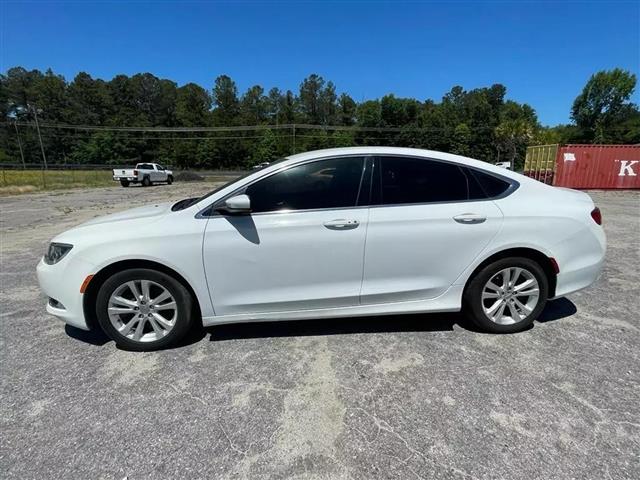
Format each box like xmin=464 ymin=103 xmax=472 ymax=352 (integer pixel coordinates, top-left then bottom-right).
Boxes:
xmin=138 ymin=164 xmax=154 ymax=170
xmin=464 ymin=167 xmax=489 ymax=200
xmin=469 ymin=169 xmax=512 ymax=197
xmin=246 ymin=157 xmax=365 ymax=213
xmin=378 ymin=157 xmax=470 ymax=204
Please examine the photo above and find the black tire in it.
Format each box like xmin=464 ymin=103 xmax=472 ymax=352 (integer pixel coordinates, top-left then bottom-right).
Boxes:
xmin=95 ymin=268 xmax=194 ymax=351
xmin=142 ymin=176 xmax=151 ymax=187
xmin=463 ymin=257 xmax=548 ymax=333
xmin=167 ymin=175 xmax=173 ymax=185
xmin=120 ymin=179 xmax=130 ymax=187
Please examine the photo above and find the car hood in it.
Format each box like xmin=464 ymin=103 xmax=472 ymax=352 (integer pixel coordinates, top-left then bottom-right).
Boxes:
xmin=79 ymin=202 xmax=174 ymax=227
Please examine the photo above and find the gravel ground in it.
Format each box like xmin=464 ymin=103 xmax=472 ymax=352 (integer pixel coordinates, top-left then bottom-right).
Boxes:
xmin=1 ymin=184 xmax=639 ymax=480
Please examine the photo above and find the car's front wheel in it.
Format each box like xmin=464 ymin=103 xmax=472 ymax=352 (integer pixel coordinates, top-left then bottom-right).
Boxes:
xmin=167 ymin=175 xmax=173 ymax=185
xmin=95 ymin=268 xmax=194 ymax=350
xmin=463 ymin=257 xmax=548 ymax=333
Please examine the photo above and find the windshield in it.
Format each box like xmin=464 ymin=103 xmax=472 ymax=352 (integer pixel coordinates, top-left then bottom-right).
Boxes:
xmin=197 ymin=158 xmax=289 ymax=202
xmin=171 ymin=157 xmax=289 ymax=211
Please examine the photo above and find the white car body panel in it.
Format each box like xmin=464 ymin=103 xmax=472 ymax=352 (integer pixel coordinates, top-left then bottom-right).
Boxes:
xmin=36 ymin=147 xmax=606 ymax=332
xmin=361 ymin=200 xmax=503 ymax=303
xmin=203 ymin=208 xmax=369 ymax=315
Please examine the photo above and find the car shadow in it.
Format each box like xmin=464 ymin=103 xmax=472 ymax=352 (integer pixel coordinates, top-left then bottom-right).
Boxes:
xmin=537 ymin=297 xmax=578 ymax=323
xmin=206 ymin=297 xmax=578 ymax=342
xmin=64 ymin=297 xmax=577 ymax=348
xmin=207 ymin=311 xmax=466 ymax=342
xmin=65 ymin=324 xmax=110 ymax=346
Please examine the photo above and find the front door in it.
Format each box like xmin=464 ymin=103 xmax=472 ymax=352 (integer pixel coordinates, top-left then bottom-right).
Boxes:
xmin=202 ymin=156 xmax=369 ymax=316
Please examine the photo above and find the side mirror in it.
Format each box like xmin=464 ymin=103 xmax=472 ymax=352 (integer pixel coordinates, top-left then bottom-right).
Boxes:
xmin=216 ymin=194 xmax=251 ymax=215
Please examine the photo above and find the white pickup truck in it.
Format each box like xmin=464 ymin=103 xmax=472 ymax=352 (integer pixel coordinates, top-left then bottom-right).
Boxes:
xmin=112 ymin=163 xmax=174 ymax=187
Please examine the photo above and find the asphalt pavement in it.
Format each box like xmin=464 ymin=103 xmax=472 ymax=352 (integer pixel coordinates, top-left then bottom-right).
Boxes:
xmin=1 ymin=184 xmax=638 ymax=479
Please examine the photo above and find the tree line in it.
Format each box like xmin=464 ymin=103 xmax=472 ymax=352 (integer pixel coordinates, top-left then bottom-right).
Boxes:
xmin=1 ymin=67 xmax=637 ymax=170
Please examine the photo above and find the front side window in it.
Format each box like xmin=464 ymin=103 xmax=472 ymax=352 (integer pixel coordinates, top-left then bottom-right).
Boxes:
xmin=245 ymin=157 xmax=365 ymax=213
xmin=377 ymin=156 xmax=471 ymax=204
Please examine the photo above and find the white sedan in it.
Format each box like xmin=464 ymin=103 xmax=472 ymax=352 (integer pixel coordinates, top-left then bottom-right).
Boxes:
xmin=37 ymin=147 xmax=606 ymax=350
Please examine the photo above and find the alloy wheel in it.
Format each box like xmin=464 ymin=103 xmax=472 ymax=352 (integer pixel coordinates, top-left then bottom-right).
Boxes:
xmin=107 ymin=279 xmax=178 ymax=342
xmin=481 ymin=267 xmax=540 ymax=325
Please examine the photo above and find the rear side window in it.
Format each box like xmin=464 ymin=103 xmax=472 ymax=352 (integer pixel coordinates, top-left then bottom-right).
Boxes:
xmin=246 ymin=157 xmax=366 ymax=213
xmin=469 ymin=169 xmax=512 ymax=198
xmin=377 ymin=156 xmax=470 ymax=204
xmin=138 ymin=164 xmax=153 ymax=170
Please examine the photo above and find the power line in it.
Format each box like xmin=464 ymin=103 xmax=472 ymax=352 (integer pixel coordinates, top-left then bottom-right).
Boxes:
xmin=5 ymin=121 xmax=498 ymax=133
xmin=36 ymin=132 xmax=295 ymax=141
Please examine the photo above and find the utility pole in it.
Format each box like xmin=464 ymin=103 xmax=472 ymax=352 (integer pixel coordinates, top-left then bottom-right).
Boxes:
xmin=30 ymin=104 xmax=48 ymax=187
xmin=13 ymin=121 xmax=26 ymax=168
xmin=292 ymin=124 xmax=296 ymax=154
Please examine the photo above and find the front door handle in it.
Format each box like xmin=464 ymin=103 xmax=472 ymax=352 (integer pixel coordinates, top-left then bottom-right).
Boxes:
xmin=323 ymin=219 xmax=360 ymax=230
xmin=453 ymin=213 xmax=487 ymax=224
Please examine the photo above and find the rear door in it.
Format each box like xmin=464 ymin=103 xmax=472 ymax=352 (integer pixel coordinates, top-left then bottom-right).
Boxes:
xmin=360 ymin=156 xmax=504 ymax=304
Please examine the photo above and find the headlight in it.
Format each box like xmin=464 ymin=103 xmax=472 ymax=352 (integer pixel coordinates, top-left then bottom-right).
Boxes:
xmin=44 ymin=243 xmax=73 ymax=265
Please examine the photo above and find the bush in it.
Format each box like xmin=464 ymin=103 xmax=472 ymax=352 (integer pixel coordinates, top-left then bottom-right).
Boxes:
xmin=174 ymin=171 xmax=205 ymax=182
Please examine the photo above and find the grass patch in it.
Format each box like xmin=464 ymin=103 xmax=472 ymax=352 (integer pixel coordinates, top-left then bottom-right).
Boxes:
xmin=0 ymin=170 xmax=113 ymax=195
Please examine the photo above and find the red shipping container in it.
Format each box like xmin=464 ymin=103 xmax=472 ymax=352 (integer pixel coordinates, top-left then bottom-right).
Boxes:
xmin=554 ymin=145 xmax=640 ymax=189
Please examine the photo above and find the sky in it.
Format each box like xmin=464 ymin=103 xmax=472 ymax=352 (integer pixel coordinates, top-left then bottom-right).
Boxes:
xmin=1 ymin=0 xmax=638 ymax=126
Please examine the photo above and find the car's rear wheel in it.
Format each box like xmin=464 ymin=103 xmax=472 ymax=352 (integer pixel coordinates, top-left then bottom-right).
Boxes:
xmin=120 ymin=179 xmax=130 ymax=187
xmin=141 ymin=176 xmax=151 ymax=187
xmin=463 ymin=257 xmax=548 ymax=333
xmin=95 ymin=268 xmax=193 ymax=350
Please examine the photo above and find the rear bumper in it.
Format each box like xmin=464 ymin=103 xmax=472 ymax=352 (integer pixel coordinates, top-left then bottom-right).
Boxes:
xmin=553 ymin=224 xmax=606 ymax=298
xmin=553 ymin=255 xmax=605 ymax=298
xmin=36 ymin=256 xmax=95 ymax=330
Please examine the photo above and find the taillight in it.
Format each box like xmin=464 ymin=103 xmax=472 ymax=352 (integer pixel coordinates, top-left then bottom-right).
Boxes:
xmin=591 ymin=207 xmax=602 ymax=225
xmin=133 ymin=169 xmax=138 ymax=176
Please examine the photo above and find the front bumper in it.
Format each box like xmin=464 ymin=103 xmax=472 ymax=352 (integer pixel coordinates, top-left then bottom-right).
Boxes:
xmin=36 ymin=255 xmax=96 ymax=330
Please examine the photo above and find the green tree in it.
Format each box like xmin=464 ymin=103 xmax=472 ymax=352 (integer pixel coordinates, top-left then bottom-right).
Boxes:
xmin=452 ymin=123 xmax=472 ymax=156
xmin=299 ymin=74 xmax=325 ymax=124
xmin=337 ymin=93 xmax=357 ymax=126
xmin=251 ymin=129 xmax=278 ymax=164
xmin=319 ymin=81 xmax=338 ymax=124
xmin=240 ymin=85 xmax=267 ymax=125
xmin=176 ymin=83 xmax=211 ymax=127
xmin=212 ymin=75 xmax=239 ymax=125
xmin=571 ymin=68 xmax=637 ymax=142
xmin=67 ymin=72 xmax=113 ymax=125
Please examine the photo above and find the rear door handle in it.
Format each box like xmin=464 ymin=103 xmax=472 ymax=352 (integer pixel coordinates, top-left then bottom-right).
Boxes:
xmin=453 ymin=213 xmax=486 ymax=224
xmin=324 ymin=219 xmax=360 ymax=230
